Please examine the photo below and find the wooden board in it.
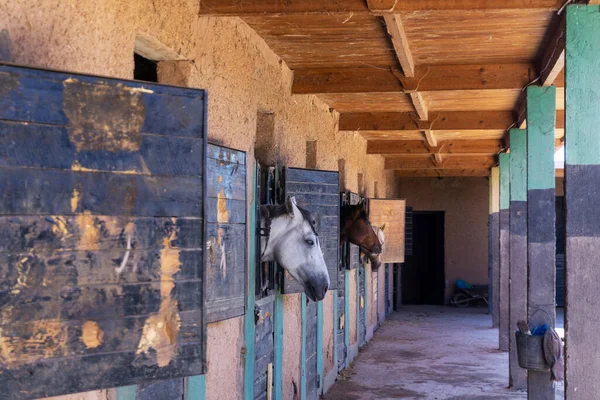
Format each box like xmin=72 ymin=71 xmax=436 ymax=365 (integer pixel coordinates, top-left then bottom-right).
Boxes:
xmin=281 ymin=168 xmax=340 ymax=293
xmin=205 ymin=144 xmax=247 ymax=323
xmin=243 ymin=14 xmax=397 ymax=69
xmin=401 ymin=9 xmax=555 ymax=65
xmin=368 ymin=199 xmax=406 ymax=263
xmin=305 ymin=299 xmax=319 ymax=400
xmin=0 ymin=64 xmax=206 ymax=400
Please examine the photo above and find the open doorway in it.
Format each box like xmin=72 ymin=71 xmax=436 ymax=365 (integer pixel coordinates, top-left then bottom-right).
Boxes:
xmin=401 ymin=211 xmax=445 ymax=305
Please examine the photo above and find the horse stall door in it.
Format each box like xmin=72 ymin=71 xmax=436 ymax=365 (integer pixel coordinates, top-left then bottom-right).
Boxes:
xmin=358 ymin=262 xmax=366 ymax=347
xmin=336 ymin=256 xmax=346 ymax=371
xmin=205 ymin=144 xmax=247 ymax=323
xmin=253 ymin=165 xmax=277 ymax=400
xmin=282 ymin=167 xmax=340 ymax=400
xmin=0 ymin=64 xmax=206 ymax=399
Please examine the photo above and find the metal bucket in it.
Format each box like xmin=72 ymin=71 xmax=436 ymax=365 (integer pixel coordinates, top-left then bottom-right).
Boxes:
xmin=515 ymin=331 xmax=551 ymax=372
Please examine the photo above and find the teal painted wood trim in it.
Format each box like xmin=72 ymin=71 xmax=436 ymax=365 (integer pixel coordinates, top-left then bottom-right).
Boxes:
xmin=332 ymin=289 xmax=338 ymax=384
xmin=527 ymin=85 xmax=557 ymax=190
xmin=116 ymin=385 xmax=136 ymax=400
xmin=363 ymin=268 xmax=368 ymax=340
xmin=274 ymin=284 xmax=284 ymax=400
xmin=499 ymin=153 xmax=510 ymax=210
xmin=344 ymin=270 xmax=350 ymax=366
xmin=317 ymin=300 xmax=324 ymax=393
xmin=509 ymin=129 xmax=527 ymax=202
xmin=300 ymin=294 xmax=307 ymax=400
xmin=356 ymin=268 xmax=360 ymax=346
xmin=243 ymin=166 xmax=258 ymax=400
xmin=185 ymin=375 xmax=206 ymax=400
xmin=565 ymin=5 xmax=600 ymax=165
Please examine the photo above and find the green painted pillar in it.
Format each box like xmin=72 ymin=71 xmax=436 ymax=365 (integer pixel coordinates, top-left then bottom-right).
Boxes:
xmin=243 ymin=165 xmax=258 ymax=400
xmin=509 ymin=128 xmax=527 ymax=390
xmin=489 ymin=167 xmax=500 ymax=328
xmin=526 ymin=85 xmax=556 ymax=399
xmin=185 ymin=375 xmax=206 ymax=400
xmin=498 ymin=153 xmax=510 ymax=352
xmin=564 ymin=5 xmax=600 ymax=398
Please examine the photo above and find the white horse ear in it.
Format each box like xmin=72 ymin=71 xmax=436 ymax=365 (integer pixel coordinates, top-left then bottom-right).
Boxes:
xmin=286 ymin=196 xmax=302 ymax=220
xmin=380 ymin=223 xmax=386 ymax=232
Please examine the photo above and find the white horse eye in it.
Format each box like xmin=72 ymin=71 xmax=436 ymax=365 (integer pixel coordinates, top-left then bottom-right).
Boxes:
xmin=305 ymin=239 xmax=315 ymax=246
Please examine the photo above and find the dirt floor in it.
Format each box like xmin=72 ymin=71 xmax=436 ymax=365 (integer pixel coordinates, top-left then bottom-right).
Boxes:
xmin=324 ymin=306 xmax=564 ymax=400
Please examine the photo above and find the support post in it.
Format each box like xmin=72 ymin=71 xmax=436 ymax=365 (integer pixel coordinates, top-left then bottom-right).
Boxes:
xmin=526 ymin=85 xmax=556 ymax=399
xmin=509 ymin=128 xmax=528 ymax=390
xmin=499 ymin=153 xmax=510 ymax=352
xmin=564 ymin=4 xmax=600 ymax=398
xmin=489 ymin=167 xmax=500 ymax=327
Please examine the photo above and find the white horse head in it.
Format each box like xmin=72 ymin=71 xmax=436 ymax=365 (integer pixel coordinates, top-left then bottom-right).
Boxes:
xmin=260 ymin=196 xmax=330 ymax=301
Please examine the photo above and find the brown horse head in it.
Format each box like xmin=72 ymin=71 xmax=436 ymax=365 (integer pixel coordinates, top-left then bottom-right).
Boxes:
xmin=340 ymin=204 xmax=382 ymax=255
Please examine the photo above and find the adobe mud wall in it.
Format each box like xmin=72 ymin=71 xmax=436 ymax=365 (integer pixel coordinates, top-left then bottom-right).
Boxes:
xmin=395 ymin=177 xmax=489 ymax=301
xmin=2 ymin=2 xmax=396 ymax=399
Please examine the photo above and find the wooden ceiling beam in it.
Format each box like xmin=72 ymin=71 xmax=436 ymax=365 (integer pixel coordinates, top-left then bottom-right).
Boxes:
xmin=340 ymin=111 xmax=515 ymax=131
xmin=395 ymin=169 xmax=491 ymax=177
xmin=538 ymin=15 xmax=565 ymax=87
xmin=383 ymin=14 xmax=415 ymax=77
xmin=292 ymin=64 xmax=538 ymax=94
xmin=422 ymin=130 xmax=437 ymax=147
xmin=410 ymin=93 xmax=429 ymax=120
xmin=367 ymin=139 xmax=503 ymax=155
xmin=200 ymin=0 xmax=564 ymax=15
xmin=385 ymin=155 xmax=496 ymax=170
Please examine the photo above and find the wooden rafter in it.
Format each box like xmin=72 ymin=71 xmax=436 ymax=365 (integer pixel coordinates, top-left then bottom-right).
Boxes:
xmin=383 ymin=14 xmax=415 ymax=77
xmin=410 ymin=92 xmax=429 ymax=120
xmin=367 ymin=139 xmax=503 ymax=155
xmin=539 ymin=15 xmax=565 ymax=87
xmin=395 ymin=169 xmax=491 ymax=177
xmin=385 ymin=154 xmax=496 ymax=170
xmin=199 ymin=0 xmax=565 ymax=15
xmin=292 ymin=64 xmax=538 ymax=94
xmin=340 ymin=111 xmax=515 ymax=131
xmin=422 ymin=130 xmax=437 ymax=147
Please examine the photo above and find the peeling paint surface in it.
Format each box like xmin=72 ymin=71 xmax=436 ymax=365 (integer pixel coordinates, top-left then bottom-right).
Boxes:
xmin=81 ymin=321 xmax=104 ymax=349
xmin=63 ymin=79 xmax=145 ymax=152
xmin=136 ymin=223 xmax=182 ymax=367
xmin=0 ymin=321 xmax=68 ymax=367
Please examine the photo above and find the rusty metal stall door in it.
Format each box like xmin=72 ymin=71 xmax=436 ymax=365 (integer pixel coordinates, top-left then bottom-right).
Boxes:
xmin=282 ymin=167 xmax=339 ymax=400
xmin=0 ymin=64 xmax=206 ymax=399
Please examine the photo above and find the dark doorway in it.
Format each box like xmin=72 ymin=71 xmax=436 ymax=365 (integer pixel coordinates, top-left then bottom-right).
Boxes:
xmin=401 ymin=211 xmax=445 ymax=305
xmin=134 ymin=53 xmax=158 ymax=82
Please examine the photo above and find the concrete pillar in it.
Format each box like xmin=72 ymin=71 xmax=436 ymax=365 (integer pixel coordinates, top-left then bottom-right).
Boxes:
xmin=489 ymin=167 xmax=500 ymax=328
xmin=526 ymin=85 xmax=556 ymax=399
xmin=564 ymin=5 xmax=600 ymax=398
xmin=509 ymin=128 xmax=527 ymax=390
xmin=499 ymin=153 xmax=510 ymax=352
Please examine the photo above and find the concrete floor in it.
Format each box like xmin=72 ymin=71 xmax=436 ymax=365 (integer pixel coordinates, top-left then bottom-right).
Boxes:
xmin=325 ymin=306 xmax=564 ymax=400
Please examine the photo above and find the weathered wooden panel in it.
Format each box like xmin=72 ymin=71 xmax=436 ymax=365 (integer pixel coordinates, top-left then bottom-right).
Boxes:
xmin=0 ymin=63 xmax=206 ymax=400
xmin=282 ymin=167 xmax=340 ymax=293
xmin=336 ymin=263 xmax=346 ymax=370
xmin=305 ymin=298 xmax=319 ymax=400
xmin=368 ymin=199 xmax=406 ymax=263
xmin=205 ymin=144 xmax=247 ymax=323
xmin=358 ymin=264 xmax=366 ymax=346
